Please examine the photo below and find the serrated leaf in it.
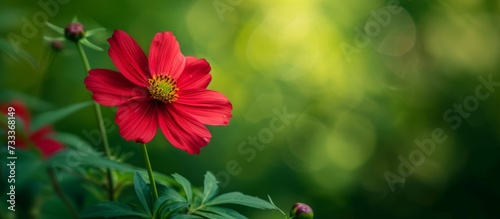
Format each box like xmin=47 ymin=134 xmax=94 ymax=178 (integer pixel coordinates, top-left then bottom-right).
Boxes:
xmin=31 ymin=101 xmax=92 ymax=132
xmin=80 ymin=38 xmax=103 ymax=51
xmin=206 ymin=192 xmax=277 ymax=209
xmin=202 ymin=206 xmax=247 ymax=219
xmin=134 ymin=172 xmax=153 ymax=216
xmin=80 ymin=202 xmax=150 ymax=218
xmin=168 ymin=214 xmax=203 ymax=219
xmin=45 ymin=22 xmax=64 ymax=34
xmin=202 ymin=171 xmax=219 ymax=204
xmin=173 ymin=173 xmax=193 ymax=203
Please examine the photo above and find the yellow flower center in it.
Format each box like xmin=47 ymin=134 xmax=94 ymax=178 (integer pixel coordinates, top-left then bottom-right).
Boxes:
xmin=148 ymin=75 xmax=178 ymax=103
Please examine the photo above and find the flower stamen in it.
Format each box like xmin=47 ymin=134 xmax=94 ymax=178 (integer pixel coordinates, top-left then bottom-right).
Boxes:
xmin=148 ymin=75 xmax=178 ymax=103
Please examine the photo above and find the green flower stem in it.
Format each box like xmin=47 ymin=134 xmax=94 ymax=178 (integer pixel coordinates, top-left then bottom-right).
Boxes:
xmin=47 ymin=168 xmax=78 ymax=219
xmin=142 ymin=144 xmax=159 ymax=202
xmin=76 ymin=42 xmax=115 ymax=201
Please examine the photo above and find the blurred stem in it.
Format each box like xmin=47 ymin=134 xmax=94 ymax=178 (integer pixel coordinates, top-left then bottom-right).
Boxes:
xmin=37 ymin=47 xmax=56 ymax=96
xmin=142 ymin=144 xmax=159 ymax=202
xmin=76 ymin=42 xmax=115 ymax=201
xmin=47 ymin=168 xmax=78 ymax=219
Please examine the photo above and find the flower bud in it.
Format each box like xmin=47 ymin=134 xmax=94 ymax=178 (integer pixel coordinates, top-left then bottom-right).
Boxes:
xmin=50 ymin=41 xmax=64 ymax=52
xmin=64 ymin=22 xmax=85 ymax=42
xmin=290 ymin=203 xmax=314 ymax=219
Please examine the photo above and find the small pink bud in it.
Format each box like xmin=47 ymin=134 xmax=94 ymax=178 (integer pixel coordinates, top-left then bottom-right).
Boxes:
xmin=64 ymin=22 xmax=85 ymax=42
xmin=50 ymin=41 xmax=64 ymax=52
xmin=290 ymin=202 xmax=314 ymax=219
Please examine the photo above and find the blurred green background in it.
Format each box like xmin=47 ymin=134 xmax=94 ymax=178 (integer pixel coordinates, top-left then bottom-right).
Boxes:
xmin=1 ymin=0 xmax=500 ymax=218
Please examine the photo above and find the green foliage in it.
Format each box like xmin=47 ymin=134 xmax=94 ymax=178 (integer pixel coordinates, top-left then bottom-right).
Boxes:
xmin=134 ymin=172 xmax=153 ymax=216
xmin=166 ymin=171 xmax=277 ymax=218
xmin=30 ymin=101 xmax=92 ymax=131
xmin=205 ymin=192 xmax=276 ymax=209
xmin=46 ymin=22 xmax=64 ymax=34
xmin=172 ymin=173 xmax=193 ymax=203
xmin=80 ymin=171 xmax=278 ymax=218
xmin=0 ymin=38 xmax=38 ymax=68
xmin=80 ymin=202 xmax=150 ymax=218
xmin=0 ymin=90 xmax=55 ymax=111
xmin=46 ymin=148 xmax=138 ymax=173
xmin=202 ymin=172 xmax=219 ymax=204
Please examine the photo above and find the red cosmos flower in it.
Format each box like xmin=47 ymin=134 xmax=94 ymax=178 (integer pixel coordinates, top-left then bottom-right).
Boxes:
xmin=84 ymin=30 xmax=232 ymax=154
xmin=1 ymin=100 xmax=63 ymax=158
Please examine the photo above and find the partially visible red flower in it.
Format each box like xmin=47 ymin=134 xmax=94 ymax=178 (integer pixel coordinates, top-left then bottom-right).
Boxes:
xmin=1 ymin=100 xmax=63 ymax=158
xmin=84 ymin=30 xmax=232 ymax=154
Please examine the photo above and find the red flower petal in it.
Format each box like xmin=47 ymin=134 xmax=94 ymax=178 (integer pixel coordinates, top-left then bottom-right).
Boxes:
xmin=158 ymin=104 xmax=211 ymax=154
xmin=1 ymin=100 xmax=31 ymax=132
xmin=148 ymin=32 xmax=186 ymax=80
xmin=115 ymin=100 xmax=159 ymax=144
xmin=36 ymin=139 xmax=63 ymax=158
xmin=108 ymin=30 xmax=150 ymax=87
xmin=85 ymin=69 xmax=149 ymax=106
xmin=31 ymin=126 xmax=63 ymax=158
xmin=175 ymin=89 xmax=232 ymax=126
xmin=177 ymin=57 xmax=212 ymax=90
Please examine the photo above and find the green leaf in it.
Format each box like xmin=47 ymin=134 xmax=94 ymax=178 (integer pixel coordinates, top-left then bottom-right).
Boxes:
xmin=206 ymin=192 xmax=277 ymax=209
xmin=43 ymin=36 xmax=65 ymax=42
xmin=0 ymin=38 xmax=39 ymax=68
xmin=154 ymin=195 xmax=171 ymax=215
xmin=134 ymin=172 xmax=153 ymax=216
xmin=268 ymin=195 xmax=287 ymax=216
xmin=31 ymin=101 xmax=92 ymax=132
xmin=86 ymin=28 xmax=106 ymax=37
xmin=202 ymin=171 xmax=219 ymax=204
xmin=80 ymin=38 xmax=103 ymax=51
xmin=154 ymin=171 xmax=178 ymax=187
xmin=154 ymin=195 xmax=189 ymax=216
xmin=45 ymin=22 xmax=64 ymax=34
xmin=80 ymin=202 xmax=150 ymax=218
xmin=0 ymin=90 xmax=54 ymax=111
xmin=51 ymin=132 xmax=100 ymax=156
xmin=201 ymin=206 xmax=247 ymax=219
xmin=193 ymin=211 xmax=227 ymax=219
xmin=45 ymin=149 xmax=138 ymax=172
xmin=168 ymin=214 xmax=203 ymax=219
xmin=160 ymin=202 xmax=190 ymax=218
xmin=158 ymin=184 xmax=187 ymax=203
xmin=173 ymin=173 xmax=193 ymax=203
